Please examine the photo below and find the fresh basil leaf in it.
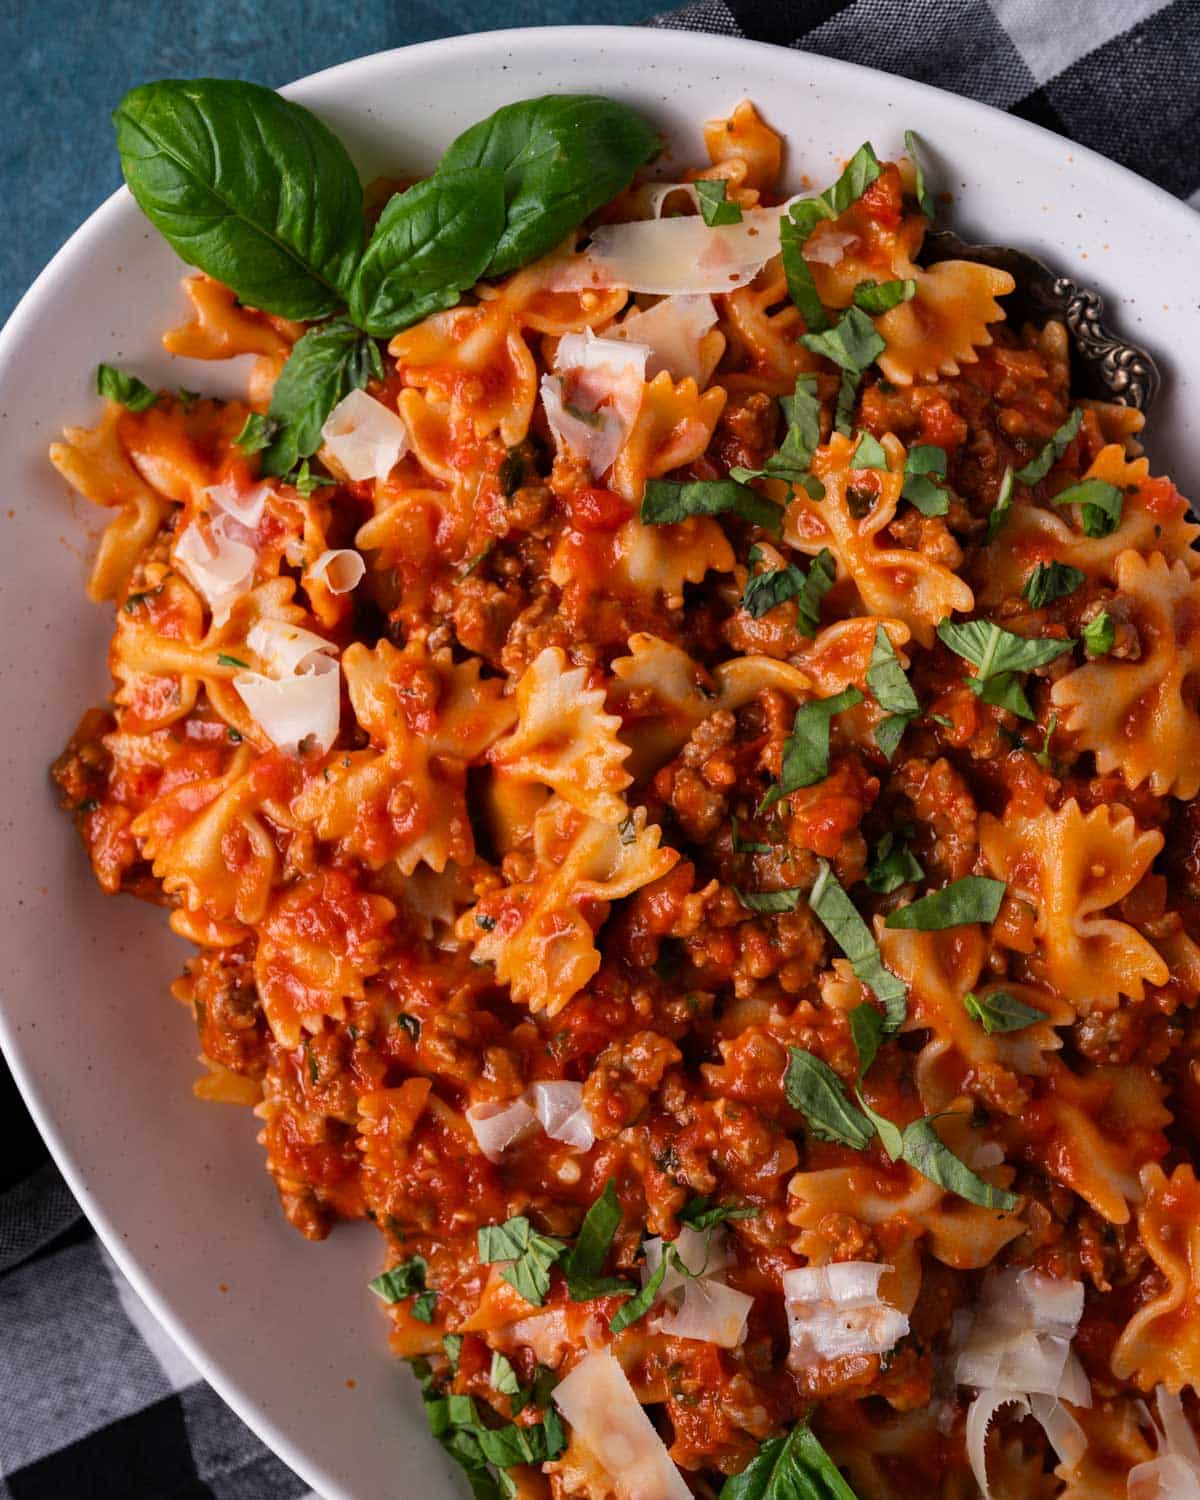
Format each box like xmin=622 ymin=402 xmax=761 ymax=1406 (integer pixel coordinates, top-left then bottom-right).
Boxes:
xmin=801 ymin=305 xmax=886 ymax=375
xmin=848 ymin=1003 xmax=885 ymax=1082
xmin=114 ymin=78 xmax=362 ymax=320
xmin=259 ymin=320 xmax=381 ymax=477
xmin=96 ymin=363 xmax=158 ymax=412
xmin=964 ymin=989 xmax=1046 ymax=1034
xmin=731 ymin=814 xmax=773 ymax=854
xmin=234 ymin=411 xmax=278 ymax=454
xmin=641 ymin=477 xmax=782 ymax=533
xmin=477 ymin=1216 xmax=567 ymax=1307
xmin=809 ymin=859 xmax=907 ymax=1027
xmin=901 ymin=473 xmax=950 ymax=516
xmin=737 ymin=887 xmax=804 ymax=913
xmin=784 ymin=1048 xmax=875 ymax=1150
xmin=696 ymin=178 xmax=743 ymax=226
xmin=968 ymin=670 xmax=1036 ymax=720
xmin=440 ymin=94 xmax=658 ymax=277
xmin=741 ymin=561 xmax=807 ymax=619
xmin=867 ymin=626 xmax=919 ymax=715
xmin=985 ymin=466 xmax=1015 ymax=542
xmin=859 ymin=1097 xmax=904 ymax=1162
xmin=760 ymin=687 xmax=863 ymax=808
xmin=900 ymin=1117 xmax=1019 ymax=1211
xmin=490 ymin=1351 xmax=521 ymax=1396
xmin=850 ymin=430 xmax=888 ymax=470
xmin=609 ymin=1255 xmax=668 ymax=1334
xmin=823 ymin=143 xmax=883 ymax=215
xmin=885 ymin=875 xmax=1006 ymax=931
xmin=1014 ymin=407 xmax=1082 ymax=485
xmin=781 ymin=373 xmax=824 ymax=458
xmin=370 ymin=1256 xmax=428 ymax=1303
xmin=873 ymin=712 xmax=913 ymax=762
xmin=904 ymin=129 xmax=936 ymax=224
xmin=852 ymin=277 xmax=915 ymax=314
xmin=562 ymin=1181 xmax=632 ymax=1301
xmin=796 ymin=548 xmax=836 ymax=638
xmin=905 ymin=444 xmax=947 ymax=477
xmin=835 ymin=368 xmax=862 ymax=437
xmin=721 ymin=1423 xmax=860 ymax=1500
xmin=1083 ymin=610 xmax=1115 ymax=656
xmin=780 ymin=204 xmax=830 ymax=334
xmin=865 ymin=830 xmax=923 ymax=894
xmin=349 ymin=167 xmax=506 ymax=336
xmin=678 ymin=1197 xmax=759 ymax=1230
xmin=411 ymin=1290 xmax=438 ymax=1322
xmin=1023 ymin=560 xmax=1085 ymax=608
xmin=936 ymin=618 xmax=1075 ymax=679
xmin=1051 ymin=478 xmax=1124 ymax=537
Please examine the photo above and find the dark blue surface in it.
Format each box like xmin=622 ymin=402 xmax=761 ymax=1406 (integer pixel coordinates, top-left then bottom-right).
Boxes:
xmin=0 ymin=1 xmax=649 ymax=327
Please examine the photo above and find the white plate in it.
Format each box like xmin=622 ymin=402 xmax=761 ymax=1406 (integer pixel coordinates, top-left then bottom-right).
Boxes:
xmin=1 ymin=25 xmax=1197 ymax=1500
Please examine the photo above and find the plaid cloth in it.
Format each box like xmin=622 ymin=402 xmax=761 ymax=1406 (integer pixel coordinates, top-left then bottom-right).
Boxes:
xmin=2 ymin=1 xmax=1197 ymax=1494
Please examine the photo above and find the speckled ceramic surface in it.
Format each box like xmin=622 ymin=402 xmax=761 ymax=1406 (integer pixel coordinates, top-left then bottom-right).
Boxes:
xmin=1 ymin=28 xmax=1198 ymax=1500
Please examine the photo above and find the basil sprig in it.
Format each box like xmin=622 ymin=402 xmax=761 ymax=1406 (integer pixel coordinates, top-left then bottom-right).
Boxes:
xmin=641 ymin=477 xmax=783 ymax=533
xmin=696 ymin=178 xmax=743 ymax=226
xmin=96 ymin=363 xmax=158 ymax=412
xmin=721 ymin=1421 xmax=860 ymax=1500
xmin=784 ymin=1044 xmax=1019 ymax=1211
xmin=809 ymin=860 xmax=907 ymax=1027
xmin=780 ymin=143 xmax=881 ymax=333
xmin=936 ymin=618 xmax=1074 ymax=722
xmin=1015 ymin=407 xmax=1082 ymax=485
xmin=760 ymin=688 xmax=863 ymax=809
xmin=884 ymin=875 xmax=1006 ymax=931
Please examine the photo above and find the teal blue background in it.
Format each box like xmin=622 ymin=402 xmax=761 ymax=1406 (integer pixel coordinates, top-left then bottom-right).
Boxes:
xmin=0 ymin=1 xmax=649 ymax=327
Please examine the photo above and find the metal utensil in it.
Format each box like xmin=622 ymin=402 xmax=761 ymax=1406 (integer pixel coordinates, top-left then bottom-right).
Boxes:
xmin=920 ymin=228 xmax=1161 ymax=411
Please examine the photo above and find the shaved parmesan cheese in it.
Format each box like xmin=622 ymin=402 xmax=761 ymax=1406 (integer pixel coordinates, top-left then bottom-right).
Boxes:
xmin=466 ymin=1098 xmax=537 ymax=1163
xmin=659 ymin=1276 xmax=752 ymax=1349
xmin=247 ymin=619 xmax=337 ymax=679
xmin=528 ymin=1081 xmax=595 ymax=1152
xmin=541 ymin=375 xmax=625 ymax=478
xmin=803 ymin=224 xmax=859 ymax=266
xmin=1128 ymin=1388 xmax=1200 ymax=1500
xmin=556 ymin=329 xmax=649 ymax=382
xmin=783 ymin=1262 xmax=909 ymax=1366
xmin=552 ymin=1350 xmax=691 ymax=1500
xmin=955 ymin=1269 xmax=1089 ymax=1403
xmin=643 ymin=1225 xmax=728 ymax=1297
xmin=641 ymin=182 xmax=701 ymax=218
xmin=1028 ymin=1394 xmax=1087 ymax=1468
xmin=307 ymin=548 xmax=366 ymax=595
xmin=966 ymin=1390 xmax=1029 ymax=1500
xmin=321 ymin=388 xmax=408 ymax=483
xmin=612 ymin=294 xmax=718 ymax=384
xmin=233 ymin=655 xmax=340 ymax=756
xmin=203 ymin=478 xmax=270 ymax=529
xmin=174 ymin=515 xmax=256 ymax=626
xmin=540 ymin=331 xmax=648 ymax=481
xmin=547 ymin=203 xmax=792 ymax=296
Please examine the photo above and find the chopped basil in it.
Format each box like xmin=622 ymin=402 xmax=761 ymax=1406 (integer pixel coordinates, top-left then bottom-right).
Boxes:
xmin=721 ymin=1422 xmax=860 ymax=1500
xmin=809 ymin=859 xmax=907 ymax=1027
xmin=490 ymin=1351 xmax=521 ymax=1396
xmin=177 ymin=387 xmax=201 ymax=409
xmin=442 ymin=1334 xmax=463 ymax=1371
xmin=369 ymin=1255 xmax=428 ymax=1303
xmin=985 ymin=466 xmax=1015 ymax=542
xmin=1034 ymin=713 xmax=1058 ymax=769
xmin=1015 ymin=407 xmax=1082 ymax=485
xmin=609 ymin=1254 xmax=668 ymax=1334
xmin=731 ymin=374 xmax=823 ymax=490
xmin=641 ymin=477 xmax=782 ymax=533
xmin=1023 ymin=560 xmax=1085 ymax=608
xmin=936 ymin=618 xmax=1074 ymax=719
xmin=233 ymin=411 xmax=279 ymax=454
xmin=741 ymin=560 xmax=808 ymax=619
xmin=1051 ymin=478 xmax=1124 ymax=538
xmin=96 ymin=363 xmax=158 ymax=412
xmin=866 ymin=626 xmax=919 ymax=716
xmin=411 ymin=1290 xmax=437 ymax=1323
xmin=884 ymin=875 xmax=1006 ymax=931
xmin=864 ymin=829 xmax=924 ymax=894
xmin=780 ymin=372 xmax=824 ymax=457
xmin=216 ymin=653 xmax=250 ymax=669
xmin=678 ymin=1196 xmax=758 ymax=1230
xmin=901 ymin=444 xmax=951 ymax=516
xmin=415 ymin=1370 xmax=566 ymax=1495
xmin=396 ymin=1011 xmax=420 ymax=1041
xmin=1083 ymin=610 xmax=1115 ymax=656
xmin=835 ymin=368 xmax=862 ymax=437
xmin=499 ymin=447 xmax=526 ymax=497
xmin=286 ymin=458 xmax=338 ymax=497
xmin=780 ymin=144 xmax=881 ymax=333
xmin=873 ymin=712 xmax=912 ymax=761
xmin=731 ymin=814 xmax=773 ymax=854
xmin=477 ymin=1216 xmax=568 ymax=1307
xmin=696 ymin=177 xmax=743 ymax=226
xmin=796 ymin=548 xmax=836 ymax=638
xmin=800 ymin=305 xmax=886 ymax=377
xmin=76 ymin=797 xmax=99 ymax=813
xmin=850 ymin=430 xmax=888 ymax=470
xmin=904 ymin=129 xmax=936 ymax=223
xmin=760 ymin=687 xmax=863 ymax=808
xmin=562 ymin=1181 xmax=633 ymax=1302
xmin=848 ymin=1002 xmax=886 ymax=1082
xmin=852 ymin=277 xmax=915 ymax=314
xmin=737 ymin=887 xmax=804 ymax=913
xmin=898 ymin=1117 xmax=1019 ymax=1211
xmin=963 ymin=989 xmax=1046 ymax=1034
xmin=784 ymin=1048 xmax=875 ymax=1150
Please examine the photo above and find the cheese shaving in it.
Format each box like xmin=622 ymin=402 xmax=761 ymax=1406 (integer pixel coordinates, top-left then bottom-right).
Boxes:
xmin=203 ymin=478 xmax=270 ymax=529
xmin=246 ymin=619 xmax=337 ymax=679
xmin=307 ymin=548 xmax=366 ymax=595
xmin=658 ymin=1275 xmax=753 ymax=1349
xmin=174 ymin=515 xmax=256 ymax=627
xmin=527 ymin=1081 xmax=595 ymax=1152
xmin=465 ymin=1098 xmax=537 ymax=1163
xmin=782 ymin=1262 xmax=909 ymax=1366
xmin=233 ymin=655 xmax=340 ymax=756
xmin=1128 ymin=1388 xmax=1200 ymax=1500
xmin=320 ymin=388 xmax=409 ymax=483
xmin=611 ymin=294 xmax=719 ymax=384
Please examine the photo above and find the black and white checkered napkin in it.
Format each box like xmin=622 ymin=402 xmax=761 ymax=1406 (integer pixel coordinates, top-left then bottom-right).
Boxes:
xmin=2 ymin=2 xmax=1196 ymax=1494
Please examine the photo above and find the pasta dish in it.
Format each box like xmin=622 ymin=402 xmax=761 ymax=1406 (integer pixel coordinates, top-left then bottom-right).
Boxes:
xmin=49 ymin=80 xmax=1200 ymax=1499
